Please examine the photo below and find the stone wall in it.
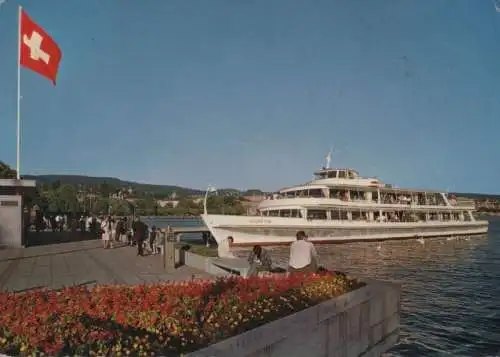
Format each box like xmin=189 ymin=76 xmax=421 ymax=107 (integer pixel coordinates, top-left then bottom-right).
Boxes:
xmin=0 ymin=195 xmax=23 ymax=247
xmin=186 ymin=280 xmax=400 ymax=357
xmin=176 ymin=249 xmax=233 ymax=276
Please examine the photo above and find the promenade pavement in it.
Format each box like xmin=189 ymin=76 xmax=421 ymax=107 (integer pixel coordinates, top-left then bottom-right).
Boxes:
xmin=0 ymin=239 xmax=213 ymax=292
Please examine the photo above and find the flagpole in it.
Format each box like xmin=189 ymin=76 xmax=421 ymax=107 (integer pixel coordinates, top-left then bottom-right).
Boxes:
xmin=16 ymin=5 xmax=22 ymax=180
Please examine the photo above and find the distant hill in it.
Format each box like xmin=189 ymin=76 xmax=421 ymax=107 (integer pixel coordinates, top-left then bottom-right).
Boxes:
xmin=23 ymin=174 xmax=269 ymax=198
xmin=19 ymin=174 xmax=498 ymax=201
xmin=451 ymin=192 xmax=500 ymax=200
xmin=23 ymin=174 xmax=206 ymax=197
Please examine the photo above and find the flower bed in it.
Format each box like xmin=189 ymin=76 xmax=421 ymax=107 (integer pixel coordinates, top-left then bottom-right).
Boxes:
xmin=0 ymin=272 xmax=361 ymax=356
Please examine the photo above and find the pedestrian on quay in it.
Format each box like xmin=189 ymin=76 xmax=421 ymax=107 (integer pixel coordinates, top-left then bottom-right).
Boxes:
xmin=149 ymin=226 xmax=158 ymax=254
xmin=101 ymin=216 xmax=113 ymax=249
xmin=132 ymin=216 xmax=147 ymax=256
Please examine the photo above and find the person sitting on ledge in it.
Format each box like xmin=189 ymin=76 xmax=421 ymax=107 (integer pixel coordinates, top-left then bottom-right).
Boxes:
xmin=248 ymin=245 xmax=273 ymax=271
xmin=288 ymin=231 xmax=319 ymax=273
xmin=217 ymin=236 xmax=237 ymax=258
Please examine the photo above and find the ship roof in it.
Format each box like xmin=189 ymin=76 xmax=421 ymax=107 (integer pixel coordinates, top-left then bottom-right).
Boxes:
xmin=379 ymin=186 xmax=444 ymax=194
xmin=314 ymin=167 xmax=359 ymax=173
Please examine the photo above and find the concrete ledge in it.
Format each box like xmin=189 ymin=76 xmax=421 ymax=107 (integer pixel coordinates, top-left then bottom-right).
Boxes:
xmin=185 ymin=280 xmax=401 ymax=357
xmin=176 ymin=249 xmax=251 ymax=276
xmin=211 ymin=257 xmax=252 ymax=277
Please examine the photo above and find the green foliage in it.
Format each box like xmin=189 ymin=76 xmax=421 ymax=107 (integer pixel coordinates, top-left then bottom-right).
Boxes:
xmin=21 ymin=181 xmax=247 ymax=216
xmin=477 ymin=207 xmax=500 ymax=213
xmin=1 ymin=163 xmax=247 ymax=215
xmin=0 ymin=161 xmax=17 ymax=179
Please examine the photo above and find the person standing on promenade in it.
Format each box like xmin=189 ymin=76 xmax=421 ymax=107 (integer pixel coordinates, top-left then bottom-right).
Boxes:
xmin=132 ymin=217 xmax=147 ymax=256
xmin=116 ymin=218 xmax=127 ymax=243
xmin=288 ymin=231 xmax=319 ymax=273
xmin=101 ymin=216 xmax=112 ymax=249
xmin=149 ymin=226 xmax=158 ymax=254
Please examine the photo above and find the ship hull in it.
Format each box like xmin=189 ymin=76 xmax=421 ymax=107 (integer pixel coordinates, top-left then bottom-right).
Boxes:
xmin=201 ymin=214 xmax=489 ymax=246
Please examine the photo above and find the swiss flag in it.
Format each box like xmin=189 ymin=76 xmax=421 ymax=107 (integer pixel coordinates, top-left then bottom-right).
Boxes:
xmin=20 ymin=9 xmax=62 ymax=85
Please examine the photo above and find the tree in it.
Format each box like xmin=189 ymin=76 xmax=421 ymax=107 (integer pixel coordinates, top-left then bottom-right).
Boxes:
xmin=58 ymin=184 xmax=80 ymax=213
xmin=134 ymin=198 xmax=157 ymax=215
xmin=0 ymin=161 xmax=17 ymax=179
xmin=89 ymin=198 xmax=108 ymax=215
xmin=108 ymin=198 xmax=131 ymax=215
xmin=99 ymin=181 xmax=115 ymax=198
xmin=51 ymin=180 xmax=61 ymax=191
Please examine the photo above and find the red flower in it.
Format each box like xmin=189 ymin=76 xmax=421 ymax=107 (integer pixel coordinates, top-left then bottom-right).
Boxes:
xmin=0 ymin=272 xmax=360 ymax=356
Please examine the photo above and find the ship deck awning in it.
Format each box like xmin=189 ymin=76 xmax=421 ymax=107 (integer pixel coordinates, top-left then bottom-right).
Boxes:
xmin=280 ymin=184 xmax=329 ymax=193
xmin=378 ymin=186 xmax=443 ymax=194
xmin=302 ymin=203 xmax=468 ymax=211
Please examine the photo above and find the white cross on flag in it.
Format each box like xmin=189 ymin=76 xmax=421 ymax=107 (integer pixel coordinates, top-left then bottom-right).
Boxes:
xmin=20 ymin=9 xmax=62 ymax=85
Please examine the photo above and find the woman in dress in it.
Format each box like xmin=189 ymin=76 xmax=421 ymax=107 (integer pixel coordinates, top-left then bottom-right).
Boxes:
xmin=101 ymin=216 xmax=112 ymax=249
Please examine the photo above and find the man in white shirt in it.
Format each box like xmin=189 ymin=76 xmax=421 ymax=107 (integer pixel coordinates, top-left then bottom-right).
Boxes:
xmin=217 ymin=236 xmax=237 ymax=259
xmin=288 ymin=231 xmax=318 ymax=273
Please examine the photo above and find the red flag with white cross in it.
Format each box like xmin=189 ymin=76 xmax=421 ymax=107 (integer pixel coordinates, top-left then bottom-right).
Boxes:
xmin=20 ymin=9 xmax=62 ymax=85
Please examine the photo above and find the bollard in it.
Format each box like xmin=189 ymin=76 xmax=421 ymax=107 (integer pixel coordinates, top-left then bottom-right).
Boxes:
xmin=164 ymin=225 xmax=176 ymax=270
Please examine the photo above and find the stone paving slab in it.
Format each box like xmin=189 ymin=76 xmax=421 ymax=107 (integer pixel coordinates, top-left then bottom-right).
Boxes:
xmin=0 ymin=239 xmax=213 ymax=292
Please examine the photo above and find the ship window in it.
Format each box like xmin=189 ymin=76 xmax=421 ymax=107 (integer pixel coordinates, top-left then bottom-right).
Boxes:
xmin=290 ymin=209 xmax=301 ymax=218
xmin=331 ymin=209 xmax=348 ymax=220
xmin=463 ymin=211 xmax=471 ymax=221
xmin=307 ymin=210 xmax=327 ymax=220
xmin=338 ymin=170 xmax=346 ymax=178
xmin=279 ymin=210 xmax=291 ymax=217
xmin=348 ymin=171 xmax=355 ymax=179
xmin=314 ymin=172 xmax=328 ymax=179
xmin=327 ymin=171 xmax=337 ymax=178
xmin=417 ymin=213 xmax=426 ymax=222
xmin=329 ymin=189 xmax=342 ymax=199
xmin=308 ymin=189 xmax=324 ymax=198
xmin=268 ymin=210 xmax=279 ymax=217
xmin=351 ymin=211 xmax=362 ymax=220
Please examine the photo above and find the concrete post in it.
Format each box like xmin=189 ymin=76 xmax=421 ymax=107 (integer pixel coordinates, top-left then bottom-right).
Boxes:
xmin=164 ymin=225 xmax=176 ymax=270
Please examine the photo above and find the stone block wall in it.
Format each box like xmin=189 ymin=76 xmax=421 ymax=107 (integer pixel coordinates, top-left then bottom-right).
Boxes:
xmin=186 ymin=280 xmax=400 ymax=357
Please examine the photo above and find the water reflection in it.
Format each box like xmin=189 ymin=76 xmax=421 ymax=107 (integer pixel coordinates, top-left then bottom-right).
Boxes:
xmin=242 ymin=232 xmax=499 ymax=357
xmin=263 ymin=235 xmax=489 ymax=280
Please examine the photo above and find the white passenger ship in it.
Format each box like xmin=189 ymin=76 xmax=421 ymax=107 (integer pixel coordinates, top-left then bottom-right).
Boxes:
xmin=201 ymin=158 xmax=489 ymax=246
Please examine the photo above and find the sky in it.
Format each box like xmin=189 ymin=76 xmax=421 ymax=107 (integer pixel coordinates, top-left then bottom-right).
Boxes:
xmin=0 ymin=0 xmax=499 ymax=193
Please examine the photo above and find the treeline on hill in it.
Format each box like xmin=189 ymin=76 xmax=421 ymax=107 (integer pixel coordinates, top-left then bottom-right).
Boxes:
xmin=477 ymin=207 xmax=500 ymax=213
xmin=0 ymin=161 xmax=266 ymax=216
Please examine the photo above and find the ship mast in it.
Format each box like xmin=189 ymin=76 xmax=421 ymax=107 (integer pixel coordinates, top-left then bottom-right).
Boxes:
xmin=325 ymin=149 xmax=332 ymax=169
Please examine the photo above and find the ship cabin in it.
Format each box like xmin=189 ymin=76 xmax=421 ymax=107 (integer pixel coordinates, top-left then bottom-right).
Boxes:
xmin=314 ymin=168 xmax=360 ymax=180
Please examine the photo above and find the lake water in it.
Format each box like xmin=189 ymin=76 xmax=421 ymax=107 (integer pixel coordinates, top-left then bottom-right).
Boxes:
xmin=143 ymin=215 xmax=500 ymax=357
